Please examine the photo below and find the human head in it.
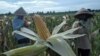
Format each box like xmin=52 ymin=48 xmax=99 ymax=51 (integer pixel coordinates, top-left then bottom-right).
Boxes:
xmin=14 ymin=7 xmax=27 ymax=16
xmin=74 ymin=8 xmax=94 ymax=21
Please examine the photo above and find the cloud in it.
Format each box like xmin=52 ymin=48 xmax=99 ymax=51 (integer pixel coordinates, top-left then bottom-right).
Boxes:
xmin=0 ymin=0 xmax=100 ymax=14
xmin=0 ymin=1 xmax=18 ymax=8
xmin=0 ymin=0 xmax=59 ymax=13
xmin=0 ymin=1 xmax=19 ymax=13
xmin=14 ymin=0 xmax=59 ymax=8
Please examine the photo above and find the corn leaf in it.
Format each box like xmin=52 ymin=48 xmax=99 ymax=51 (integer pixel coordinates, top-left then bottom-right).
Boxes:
xmin=51 ymin=27 xmax=80 ymax=38
xmin=3 ymin=44 xmax=47 ymax=56
xmin=64 ymin=34 xmax=85 ymax=39
xmin=50 ymin=34 xmax=85 ymax=39
xmin=13 ymin=30 xmax=38 ymax=41
xmin=58 ymin=27 xmax=80 ymax=35
xmin=47 ymin=38 xmax=76 ymax=56
xmin=21 ymin=27 xmax=39 ymax=37
xmin=61 ymin=34 xmax=85 ymax=39
xmin=52 ymin=18 xmax=66 ymax=35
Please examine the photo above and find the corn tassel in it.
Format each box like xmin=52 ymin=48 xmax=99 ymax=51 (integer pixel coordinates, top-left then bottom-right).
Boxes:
xmin=33 ymin=15 xmax=51 ymax=40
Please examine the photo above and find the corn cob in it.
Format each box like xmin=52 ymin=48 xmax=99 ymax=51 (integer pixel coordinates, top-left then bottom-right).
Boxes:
xmin=33 ymin=15 xmax=51 ymax=40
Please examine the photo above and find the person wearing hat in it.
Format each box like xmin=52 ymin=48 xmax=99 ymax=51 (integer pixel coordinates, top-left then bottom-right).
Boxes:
xmin=72 ymin=8 xmax=94 ymax=56
xmin=12 ymin=7 xmax=30 ymax=47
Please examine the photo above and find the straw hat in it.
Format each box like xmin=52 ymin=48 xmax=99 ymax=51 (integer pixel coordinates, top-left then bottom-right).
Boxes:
xmin=75 ymin=8 xmax=93 ymax=18
xmin=14 ymin=7 xmax=27 ymax=16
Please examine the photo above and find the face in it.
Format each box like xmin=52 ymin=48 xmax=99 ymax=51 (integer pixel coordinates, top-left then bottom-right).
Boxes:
xmin=78 ymin=14 xmax=90 ymax=21
xmin=16 ymin=15 xmax=24 ymax=19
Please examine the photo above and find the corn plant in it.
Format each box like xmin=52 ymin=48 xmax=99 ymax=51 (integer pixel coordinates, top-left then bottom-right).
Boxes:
xmin=2 ymin=15 xmax=85 ymax=56
xmin=91 ymin=14 xmax=100 ymax=56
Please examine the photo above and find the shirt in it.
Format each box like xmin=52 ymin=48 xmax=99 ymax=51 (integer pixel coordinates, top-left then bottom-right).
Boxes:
xmin=12 ymin=16 xmax=24 ymax=30
xmin=72 ymin=19 xmax=93 ymax=49
xmin=12 ymin=16 xmax=25 ymax=40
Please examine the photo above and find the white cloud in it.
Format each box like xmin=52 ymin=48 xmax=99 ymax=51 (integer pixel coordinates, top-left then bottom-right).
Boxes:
xmin=0 ymin=1 xmax=18 ymax=8
xmin=0 ymin=1 xmax=19 ymax=13
xmin=13 ymin=0 xmax=59 ymax=13
xmin=0 ymin=0 xmax=100 ymax=14
xmin=0 ymin=0 xmax=59 ymax=13
xmin=14 ymin=0 xmax=59 ymax=8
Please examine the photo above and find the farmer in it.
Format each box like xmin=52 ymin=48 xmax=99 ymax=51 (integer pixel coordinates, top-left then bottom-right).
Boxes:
xmin=72 ymin=8 xmax=94 ymax=56
xmin=12 ymin=7 xmax=30 ymax=47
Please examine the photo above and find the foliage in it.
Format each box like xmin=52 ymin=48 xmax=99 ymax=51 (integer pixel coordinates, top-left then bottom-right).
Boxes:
xmin=0 ymin=12 xmax=100 ymax=56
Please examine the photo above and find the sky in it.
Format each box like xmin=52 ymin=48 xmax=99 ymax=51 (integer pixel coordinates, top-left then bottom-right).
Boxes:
xmin=0 ymin=0 xmax=100 ymax=14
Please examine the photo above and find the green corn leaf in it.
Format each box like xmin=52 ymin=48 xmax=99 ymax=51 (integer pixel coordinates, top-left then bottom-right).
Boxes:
xmin=51 ymin=27 xmax=80 ymax=38
xmin=58 ymin=27 xmax=80 ymax=35
xmin=21 ymin=27 xmax=39 ymax=37
xmin=63 ymin=34 xmax=85 ymax=39
xmin=50 ymin=34 xmax=85 ymax=39
xmin=3 ymin=44 xmax=47 ymax=56
xmin=52 ymin=18 xmax=66 ymax=35
xmin=13 ymin=30 xmax=38 ymax=41
xmin=47 ymin=38 xmax=76 ymax=56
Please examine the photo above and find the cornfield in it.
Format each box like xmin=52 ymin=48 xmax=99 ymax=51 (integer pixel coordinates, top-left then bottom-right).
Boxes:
xmin=0 ymin=12 xmax=100 ymax=56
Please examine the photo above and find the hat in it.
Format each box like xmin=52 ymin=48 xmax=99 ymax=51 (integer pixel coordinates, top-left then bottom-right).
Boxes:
xmin=14 ymin=7 xmax=27 ymax=16
xmin=75 ymin=8 xmax=93 ymax=18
